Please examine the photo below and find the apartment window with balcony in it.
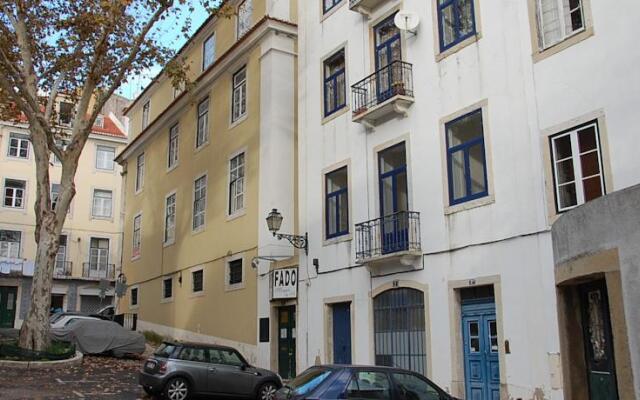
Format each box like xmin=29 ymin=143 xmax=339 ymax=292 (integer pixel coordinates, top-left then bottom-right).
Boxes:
xmin=202 ymin=33 xmax=216 ymax=70
xmin=536 ymin=0 xmax=585 ymax=49
xmin=232 ymin=67 xmax=247 ymax=123
xmin=132 ymin=213 xmax=142 ymax=258
xmin=3 ymin=179 xmax=26 ymax=209
xmin=88 ymin=238 xmax=109 ymax=277
xmin=437 ymin=0 xmax=477 ymax=51
xmin=229 ymin=153 xmax=245 ymax=215
xmin=96 ymin=145 xmax=115 ymax=171
xmin=8 ymin=133 xmax=30 ymax=159
xmin=142 ymin=100 xmax=150 ymax=130
xmin=550 ymin=121 xmax=604 ymax=212
xmin=0 ymin=230 xmax=21 ymax=258
xmin=196 ymin=98 xmax=209 ymax=148
xmin=135 ymin=153 xmax=145 ymax=192
xmin=324 ymin=50 xmax=346 ymax=117
xmin=55 ymin=235 xmax=67 ymax=274
xmin=192 ymin=269 xmax=204 ymax=293
xmin=325 ymin=166 xmax=349 ymax=239
xmin=164 ymin=193 xmax=176 ymax=244
xmin=59 ymin=102 xmax=74 ymax=126
xmin=130 ymin=287 xmax=138 ymax=307
xmin=193 ymin=175 xmax=207 ymax=231
xmin=168 ymin=124 xmax=179 ymax=169
xmin=92 ymin=189 xmax=113 ymax=218
xmin=323 ymin=0 xmax=342 ymax=14
xmin=445 ymin=109 xmax=488 ymax=205
xmin=237 ymin=0 xmax=253 ymax=38
xmin=163 ymin=277 xmax=173 ymax=300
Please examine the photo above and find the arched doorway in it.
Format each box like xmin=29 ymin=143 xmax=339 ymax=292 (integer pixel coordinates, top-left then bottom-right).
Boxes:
xmin=373 ymin=287 xmax=426 ymax=374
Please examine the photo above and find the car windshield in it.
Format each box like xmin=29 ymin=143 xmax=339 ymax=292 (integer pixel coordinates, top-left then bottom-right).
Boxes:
xmin=154 ymin=343 xmax=177 ymax=358
xmin=287 ymin=367 xmax=334 ymax=395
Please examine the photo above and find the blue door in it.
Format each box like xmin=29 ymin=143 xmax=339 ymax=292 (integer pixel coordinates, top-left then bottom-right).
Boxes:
xmin=332 ymin=302 xmax=352 ymax=364
xmin=374 ymin=14 xmax=402 ymax=103
xmin=379 ymin=143 xmax=408 ymax=254
xmin=462 ymin=302 xmax=500 ymax=400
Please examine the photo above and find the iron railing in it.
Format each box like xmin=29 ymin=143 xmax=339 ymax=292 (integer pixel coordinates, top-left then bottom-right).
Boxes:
xmin=352 ymin=60 xmax=414 ymax=116
xmin=53 ymin=261 xmax=72 ymax=278
xmin=0 ymin=258 xmax=25 ymax=276
xmin=82 ymin=262 xmax=115 ymax=280
xmin=355 ymin=211 xmax=421 ymax=261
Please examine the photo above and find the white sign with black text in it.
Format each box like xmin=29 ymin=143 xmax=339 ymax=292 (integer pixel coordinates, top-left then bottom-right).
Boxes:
xmin=271 ymin=267 xmax=298 ymax=300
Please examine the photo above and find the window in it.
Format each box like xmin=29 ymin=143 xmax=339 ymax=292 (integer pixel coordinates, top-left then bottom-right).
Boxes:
xmin=96 ymin=145 xmax=115 ymax=170
xmin=55 ymin=235 xmax=67 ymax=271
xmin=445 ymin=109 xmax=488 ymax=205
xmin=59 ymin=102 xmax=74 ymax=126
xmin=325 ymin=167 xmax=349 ymax=238
xmin=51 ymin=183 xmax=61 ymax=210
xmin=192 ymin=269 xmax=204 ymax=293
xmin=8 ymin=133 xmax=29 ymax=158
xmin=94 ymin=115 xmax=104 ymax=128
xmin=323 ymin=50 xmax=346 ymax=117
xmin=232 ymin=67 xmax=247 ymax=122
xmin=178 ymin=347 xmax=207 ymax=363
xmin=229 ymin=153 xmax=245 ymax=215
xmin=346 ymin=371 xmax=392 ymax=400
xmin=0 ymin=230 xmax=21 ymax=258
xmin=196 ymin=98 xmax=209 ymax=148
xmin=164 ymin=193 xmax=176 ymax=244
xmin=228 ymin=259 xmax=243 ymax=285
xmin=3 ymin=179 xmax=26 ymax=208
xmin=536 ymin=0 xmax=585 ymax=49
xmin=237 ymin=0 xmax=253 ymax=38
xmin=142 ymin=100 xmax=150 ymax=130
xmin=193 ymin=175 xmax=207 ymax=230
xmin=92 ymin=189 xmax=113 ymax=218
xmin=202 ymin=33 xmax=216 ymax=70
xmin=89 ymin=238 xmax=109 ymax=272
xmin=130 ymin=287 xmax=138 ymax=307
xmin=550 ymin=121 xmax=604 ymax=212
xmin=135 ymin=153 xmax=145 ymax=192
xmin=210 ymin=348 xmax=245 ymax=367
xmin=168 ymin=124 xmax=179 ymax=169
xmin=323 ymin=0 xmax=342 ymax=14
xmin=392 ymin=373 xmax=441 ymax=400
xmin=163 ymin=277 xmax=173 ymax=299
xmin=437 ymin=0 xmax=477 ymax=51
xmin=132 ymin=214 xmax=142 ymax=258
xmin=51 ymin=138 xmax=68 ymax=166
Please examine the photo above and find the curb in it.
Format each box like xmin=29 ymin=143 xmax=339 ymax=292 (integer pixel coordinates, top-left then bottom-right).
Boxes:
xmin=0 ymin=351 xmax=83 ymax=370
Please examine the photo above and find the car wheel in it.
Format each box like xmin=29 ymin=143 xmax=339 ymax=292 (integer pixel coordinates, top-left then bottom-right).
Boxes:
xmin=164 ymin=377 xmax=190 ymax=400
xmin=257 ymin=382 xmax=278 ymax=400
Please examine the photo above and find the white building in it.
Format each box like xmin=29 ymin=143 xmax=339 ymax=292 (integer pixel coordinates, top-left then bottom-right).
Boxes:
xmin=294 ymin=1 xmax=640 ymax=400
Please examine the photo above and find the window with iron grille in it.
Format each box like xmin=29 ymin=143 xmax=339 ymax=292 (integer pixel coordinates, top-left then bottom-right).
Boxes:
xmin=196 ymin=98 xmax=209 ymax=148
xmin=8 ymin=133 xmax=29 ymax=159
xmin=96 ymin=146 xmax=115 ymax=171
xmin=325 ymin=166 xmax=349 ymax=238
xmin=132 ymin=214 xmax=142 ymax=258
xmin=229 ymin=153 xmax=245 ymax=215
xmin=193 ymin=175 xmax=207 ymax=230
xmin=237 ymin=0 xmax=253 ymax=38
xmin=164 ymin=193 xmax=176 ymax=244
xmin=202 ymin=33 xmax=216 ymax=70
xmin=4 ymin=179 xmax=26 ymax=208
xmin=536 ymin=0 xmax=585 ymax=49
xmin=232 ymin=67 xmax=247 ymax=122
xmin=135 ymin=153 xmax=145 ymax=192
xmin=323 ymin=50 xmax=346 ymax=117
xmin=192 ymin=269 xmax=204 ymax=293
xmin=163 ymin=277 xmax=173 ymax=299
xmin=168 ymin=124 xmax=179 ymax=169
xmin=92 ymin=189 xmax=113 ymax=218
xmin=228 ymin=259 xmax=243 ymax=285
xmin=0 ymin=230 xmax=21 ymax=258
xmin=131 ymin=287 xmax=138 ymax=306
xmin=437 ymin=0 xmax=477 ymax=51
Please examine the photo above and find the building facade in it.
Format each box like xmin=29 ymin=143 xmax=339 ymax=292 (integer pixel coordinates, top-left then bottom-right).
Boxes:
xmin=0 ymin=99 xmax=128 ymax=329
xmin=116 ymin=0 xmax=299 ymax=376
xmin=296 ymin=1 xmax=639 ymax=400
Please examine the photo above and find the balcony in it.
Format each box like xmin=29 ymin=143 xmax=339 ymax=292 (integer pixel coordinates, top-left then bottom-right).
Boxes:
xmin=82 ymin=262 xmax=115 ymax=280
xmin=0 ymin=257 xmax=26 ymax=276
xmin=351 ymin=60 xmax=414 ymax=129
xmin=355 ymin=211 xmax=421 ymax=265
xmin=53 ymin=261 xmax=72 ymax=278
xmin=349 ymin=0 xmax=386 ymax=18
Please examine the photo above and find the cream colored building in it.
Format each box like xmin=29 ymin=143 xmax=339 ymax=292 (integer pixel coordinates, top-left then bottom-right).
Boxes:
xmin=116 ymin=0 xmax=299 ymax=377
xmin=0 ymin=97 xmax=129 ymax=329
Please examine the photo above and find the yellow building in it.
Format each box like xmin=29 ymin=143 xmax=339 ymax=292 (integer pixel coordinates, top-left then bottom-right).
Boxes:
xmin=116 ymin=0 xmax=299 ymax=376
xmin=0 ymin=96 xmax=129 ymax=329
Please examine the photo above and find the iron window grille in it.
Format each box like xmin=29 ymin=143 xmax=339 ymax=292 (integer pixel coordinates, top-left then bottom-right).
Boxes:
xmin=437 ymin=0 xmax=477 ymax=52
xmin=351 ymin=61 xmax=413 ymax=116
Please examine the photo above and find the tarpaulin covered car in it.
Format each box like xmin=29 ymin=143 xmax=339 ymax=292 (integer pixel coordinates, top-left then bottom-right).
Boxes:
xmin=51 ymin=319 xmax=145 ymax=357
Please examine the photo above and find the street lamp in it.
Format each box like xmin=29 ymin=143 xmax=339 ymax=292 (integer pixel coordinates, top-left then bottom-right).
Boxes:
xmin=266 ymin=208 xmax=308 ymax=255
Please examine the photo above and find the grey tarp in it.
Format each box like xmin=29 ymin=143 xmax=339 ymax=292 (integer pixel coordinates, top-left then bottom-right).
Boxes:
xmin=50 ymin=319 xmax=145 ymax=356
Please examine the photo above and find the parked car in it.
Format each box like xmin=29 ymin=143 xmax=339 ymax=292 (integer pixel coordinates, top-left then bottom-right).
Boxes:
xmin=275 ymin=365 xmax=461 ymax=400
xmin=50 ymin=319 xmax=145 ymax=357
xmin=95 ymin=304 xmax=115 ymax=320
xmin=50 ymin=313 xmax=101 ymax=329
xmin=139 ymin=341 xmax=282 ymax=400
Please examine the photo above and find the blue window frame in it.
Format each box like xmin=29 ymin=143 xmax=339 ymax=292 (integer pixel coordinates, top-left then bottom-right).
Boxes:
xmin=437 ymin=0 xmax=477 ymax=52
xmin=323 ymin=0 xmax=342 ymax=14
xmin=323 ymin=50 xmax=346 ymax=117
xmin=325 ymin=166 xmax=349 ymax=239
xmin=445 ymin=109 xmax=488 ymax=205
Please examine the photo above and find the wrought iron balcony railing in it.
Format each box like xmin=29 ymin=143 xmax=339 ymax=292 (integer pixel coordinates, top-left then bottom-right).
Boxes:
xmin=82 ymin=262 xmax=115 ymax=280
xmin=53 ymin=261 xmax=72 ymax=278
xmin=355 ymin=211 xmax=421 ymax=262
xmin=352 ymin=60 xmax=414 ymax=117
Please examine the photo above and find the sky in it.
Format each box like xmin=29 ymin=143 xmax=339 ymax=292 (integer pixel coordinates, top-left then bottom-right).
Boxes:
xmin=117 ymin=2 xmax=212 ymax=100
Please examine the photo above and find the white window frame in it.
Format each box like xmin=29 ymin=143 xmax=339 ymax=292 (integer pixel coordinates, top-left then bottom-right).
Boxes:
xmin=129 ymin=285 xmax=139 ymax=309
xmin=196 ymin=98 xmax=210 ymax=149
xmin=225 ymin=254 xmax=245 ymax=291
xmin=550 ymin=121 xmax=605 ymax=213
xmin=228 ymin=151 xmax=246 ymax=216
xmin=168 ymin=124 xmax=179 ymax=170
xmin=161 ymin=276 xmax=174 ymax=302
xmin=96 ymin=145 xmax=116 ymax=171
xmin=7 ymin=133 xmax=30 ymax=159
xmin=91 ymin=189 xmax=113 ymax=218
xmin=231 ymin=67 xmax=247 ymax=123
xmin=237 ymin=0 xmax=253 ymax=38
xmin=191 ymin=267 xmax=205 ymax=294
xmin=202 ymin=33 xmax=216 ymax=71
xmin=0 ymin=230 xmax=21 ymax=258
xmin=192 ymin=174 xmax=207 ymax=232
xmin=3 ymin=178 xmax=26 ymax=209
xmin=132 ymin=212 xmax=142 ymax=259
xmin=55 ymin=234 xmax=68 ymax=272
xmin=142 ymin=100 xmax=150 ymax=130
xmin=135 ymin=152 xmax=145 ymax=193
xmin=164 ymin=191 xmax=177 ymax=246
xmin=536 ymin=0 xmax=586 ymax=49
xmin=88 ymin=237 xmax=110 ymax=278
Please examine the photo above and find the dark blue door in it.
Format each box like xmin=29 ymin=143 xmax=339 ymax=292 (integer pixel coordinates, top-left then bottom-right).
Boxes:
xmin=462 ymin=302 xmax=500 ymax=400
xmin=332 ymin=302 xmax=352 ymax=364
xmin=379 ymin=143 xmax=408 ymax=254
xmin=374 ymin=14 xmax=401 ymax=103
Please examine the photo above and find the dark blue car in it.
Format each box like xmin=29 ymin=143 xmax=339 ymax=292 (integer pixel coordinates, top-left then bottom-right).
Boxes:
xmin=275 ymin=365 xmax=461 ymax=400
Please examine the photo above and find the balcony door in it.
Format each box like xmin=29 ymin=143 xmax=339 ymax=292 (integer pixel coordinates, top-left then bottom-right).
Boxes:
xmin=374 ymin=13 xmax=401 ymax=103
xmin=89 ymin=238 xmax=109 ymax=278
xmin=379 ymin=142 xmax=408 ymax=254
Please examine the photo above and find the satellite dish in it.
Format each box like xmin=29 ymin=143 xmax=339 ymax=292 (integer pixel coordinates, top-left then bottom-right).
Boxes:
xmin=394 ymin=11 xmax=420 ymax=35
